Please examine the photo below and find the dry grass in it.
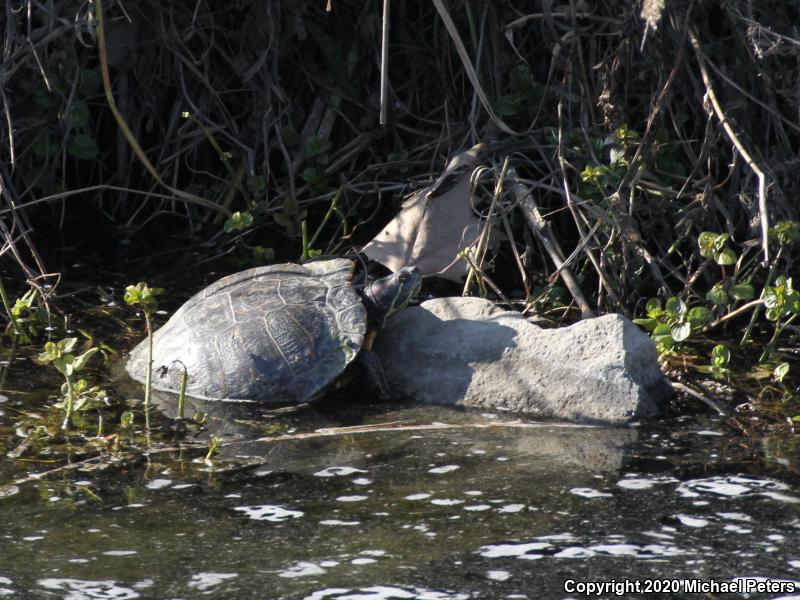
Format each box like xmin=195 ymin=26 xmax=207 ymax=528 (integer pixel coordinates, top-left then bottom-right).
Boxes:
xmin=0 ymin=0 xmax=798 ymax=317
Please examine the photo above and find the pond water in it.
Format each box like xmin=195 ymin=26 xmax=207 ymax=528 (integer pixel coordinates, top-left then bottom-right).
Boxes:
xmin=2 ymin=363 xmax=800 ymax=600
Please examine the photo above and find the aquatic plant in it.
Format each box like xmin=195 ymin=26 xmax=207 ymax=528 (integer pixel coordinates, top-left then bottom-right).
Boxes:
xmin=124 ymin=282 xmax=163 ymax=430
xmin=36 ymin=337 xmax=102 ymax=430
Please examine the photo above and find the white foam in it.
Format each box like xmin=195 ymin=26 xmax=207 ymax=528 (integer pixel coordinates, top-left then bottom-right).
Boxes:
xmin=233 ymin=505 xmax=303 ymax=522
xmin=314 ymin=467 xmax=368 ymax=477
xmin=428 ymin=465 xmax=460 ymax=474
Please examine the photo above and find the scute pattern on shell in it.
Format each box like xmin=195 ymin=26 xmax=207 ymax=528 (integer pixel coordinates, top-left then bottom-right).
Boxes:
xmin=125 ymin=259 xmax=367 ymax=402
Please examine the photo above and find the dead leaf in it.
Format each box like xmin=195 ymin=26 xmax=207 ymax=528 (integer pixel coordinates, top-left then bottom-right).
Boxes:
xmin=363 ymin=143 xmax=485 ymax=282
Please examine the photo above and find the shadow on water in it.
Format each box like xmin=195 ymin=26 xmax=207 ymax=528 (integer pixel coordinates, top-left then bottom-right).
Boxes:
xmin=2 ymin=363 xmax=800 ymax=598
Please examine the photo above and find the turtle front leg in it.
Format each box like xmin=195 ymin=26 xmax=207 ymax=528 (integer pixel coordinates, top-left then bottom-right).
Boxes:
xmin=356 ymin=346 xmax=391 ymax=400
xmin=363 ymin=331 xmax=377 ymax=351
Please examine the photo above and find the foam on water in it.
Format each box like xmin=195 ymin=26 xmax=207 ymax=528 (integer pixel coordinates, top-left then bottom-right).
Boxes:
xmin=37 ymin=578 xmax=139 ymax=599
xmin=187 ymin=572 xmax=238 ymax=591
xmin=233 ymin=504 xmax=303 ymax=522
xmin=314 ymin=467 xmax=368 ymax=477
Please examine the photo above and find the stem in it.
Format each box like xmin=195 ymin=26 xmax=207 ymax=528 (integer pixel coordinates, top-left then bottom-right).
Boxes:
xmin=760 ymin=313 xmax=797 ymax=363
xmin=144 ymin=311 xmax=153 ymax=431
xmin=177 ymin=368 xmax=188 ymax=420
xmin=61 ymin=375 xmax=74 ymax=431
xmin=740 ymin=245 xmax=783 ymax=345
xmin=307 ymin=188 xmax=341 ymax=252
xmin=300 ymin=220 xmax=310 ymax=261
xmin=0 ymin=279 xmax=20 ymax=335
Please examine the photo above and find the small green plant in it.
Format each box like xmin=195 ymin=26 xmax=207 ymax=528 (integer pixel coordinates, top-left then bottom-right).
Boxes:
xmin=223 ymin=210 xmax=254 ymax=233
xmin=696 ymin=344 xmax=731 ymax=379
xmin=36 ymin=337 xmax=101 ymax=430
xmin=698 ymin=231 xmax=738 ymax=267
xmin=633 ymin=297 xmax=713 ymax=355
xmin=125 ymin=282 xmax=163 ymax=430
xmin=774 ymin=362 xmax=790 ymax=383
xmin=760 ymin=276 xmax=800 ymax=361
xmin=4 ymin=288 xmax=49 ymax=342
xmin=0 ymin=279 xmax=21 ymax=336
xmin=204 ymin=435 xmax=222 ymax=466
xmin=119 ymin=410 xmax=136 ymax=430
xmin=300 ymin=188 xmax=345 ymax=260
xmin=494 ymin=64 xmax=548 ymax=119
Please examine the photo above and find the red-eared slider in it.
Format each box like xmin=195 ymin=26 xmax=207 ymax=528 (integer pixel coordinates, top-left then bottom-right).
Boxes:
xmin=125 ymin=258 xmax=421 ymax=403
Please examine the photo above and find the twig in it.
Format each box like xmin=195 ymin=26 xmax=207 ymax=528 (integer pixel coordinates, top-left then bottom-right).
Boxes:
xmin=701 ymin=298 xmax=765 ymax=333
xmin=379 ymin=0 xmax=390 ymax=125
xmin=431 ymin=0 xmax=518 ymax=135
xmin=93 ymin=0 xmax=225 ymax=216
xmin=509 ymin=167 xmax=594 ymax=318
xmin=690 ymin=28 xmax=770 ymax=264
xmin=0 ymin=184 xmax=229 ymax=216
xmin=255 ymin=419 xmax=599 ymax=443
xmin=671 ymin=381 xmax=728 ymax=416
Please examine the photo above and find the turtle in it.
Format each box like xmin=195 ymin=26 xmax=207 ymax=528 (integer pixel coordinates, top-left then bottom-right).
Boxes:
xmin=125 ymin=258 xmax=421 ymax=403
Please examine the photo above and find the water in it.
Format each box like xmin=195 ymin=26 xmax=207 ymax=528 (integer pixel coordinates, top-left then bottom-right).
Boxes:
xmin=2 ymin=371 xmax=800 ymax=599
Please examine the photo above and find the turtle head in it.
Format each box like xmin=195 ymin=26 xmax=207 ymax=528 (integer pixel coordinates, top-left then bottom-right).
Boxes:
xmin=362 ymin=266 xmax=421 ymax=330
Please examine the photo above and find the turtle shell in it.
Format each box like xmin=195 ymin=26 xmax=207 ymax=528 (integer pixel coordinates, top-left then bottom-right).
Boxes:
xmin=125 ymin=258 xmax=366 ymax=402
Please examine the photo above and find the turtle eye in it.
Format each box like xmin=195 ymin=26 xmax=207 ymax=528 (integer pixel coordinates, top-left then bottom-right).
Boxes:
xmin=398 ymin=272 xmax=409 ymax=282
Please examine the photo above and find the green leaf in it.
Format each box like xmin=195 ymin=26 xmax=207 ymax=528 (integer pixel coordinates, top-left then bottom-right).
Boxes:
xmin=252 ymin=246 xmax=275 ymax=263
xmin=706 ymin=283 xmax=728 ymax=306
xmin=728 ymin=283 xmax=754 ymax=301
xmin=124 ymin=282 xmax=162 ymax=313
xmin=697 ymin=232 xmax=717 ymax=257
xmin=769 ymin=220 xmax=800 ymax=246
xmin=72 ymin=347 xmax=99 ymax=373
xmin=77 ymin=69 xmax=101 ymax=96
xmin=304 ymin=136 xmax=331 ymax=159
xmin=247 ymin=175 xmax=267 ymax=194
xmin=645 ymin=298 xmax=662 ymax=315
xmin=713 ymin=233 xmax=730 ymax=250
xmin=120 ymin=410 xmax=135 ymax=429
xmin=670 ymin=321 xmax=691 ymax=342
xmin=301 ymin=166 xmax=325 ymax=186
xmin=32 ymin=85 xmax=60 ymax=108
xmin=609 ymin=146 xmax=626 ymax=166
xmin=632 ymin=318 xmax=657 ymax=331
xmin=387 ymin=149 xmax=409 ymax=163
xmin=66 ymin=134 xmax=98 ymax=160
xmin=61 ymin=338 xmax=78 ymax=354
xmin=665 ymin=297 xmax=687 ymax=318
xmin=223 ymin=211 xmax=254 ymax=233
xmin=64 ymin=100 xmax=90 ymax=128
xmin=280 ymin=126 xmax=299 ymax=150
xmin=495 ymin=95 xmax=520 ymax=117
xmin=54 ymin=354 xmax=76 ymax=377
xmin=653 ymin=323 xmax=671 ymax=336
xmin=31 ymin=134 xmax=58 ymax=158
xmin=774 ymin=362 xmax=790 ymax=382
xmin=273 ymin=211 xmax=293 ymax=229
xmin=715 ymin=248 xmax=737 ymax=265
xmin=711 ymin=344 xmax=730 ymax=367
xmin=764 ymin=286 xmax=779 ymax=309
xmin=687 ymin=306 xmax=713 ymax=326
xmin=765 ymin=305 xmax=782 ymax=321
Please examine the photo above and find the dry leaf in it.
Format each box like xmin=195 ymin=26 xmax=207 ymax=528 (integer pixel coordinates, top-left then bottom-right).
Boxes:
xmin=363 ymin=143 xmax=485 ymax=282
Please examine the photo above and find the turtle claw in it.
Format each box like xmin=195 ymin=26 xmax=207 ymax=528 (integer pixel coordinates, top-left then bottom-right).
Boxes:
xmin=356 ymin=348 xmax=391 ymax=401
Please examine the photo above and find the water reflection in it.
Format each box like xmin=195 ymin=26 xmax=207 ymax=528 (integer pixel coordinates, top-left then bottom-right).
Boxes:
xmin=1 ymin=387 xmax=800 ymax=598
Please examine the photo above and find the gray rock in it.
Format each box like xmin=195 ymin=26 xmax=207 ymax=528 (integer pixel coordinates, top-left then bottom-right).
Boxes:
xmin=374 ymin=297 xmax=671 ymax=424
